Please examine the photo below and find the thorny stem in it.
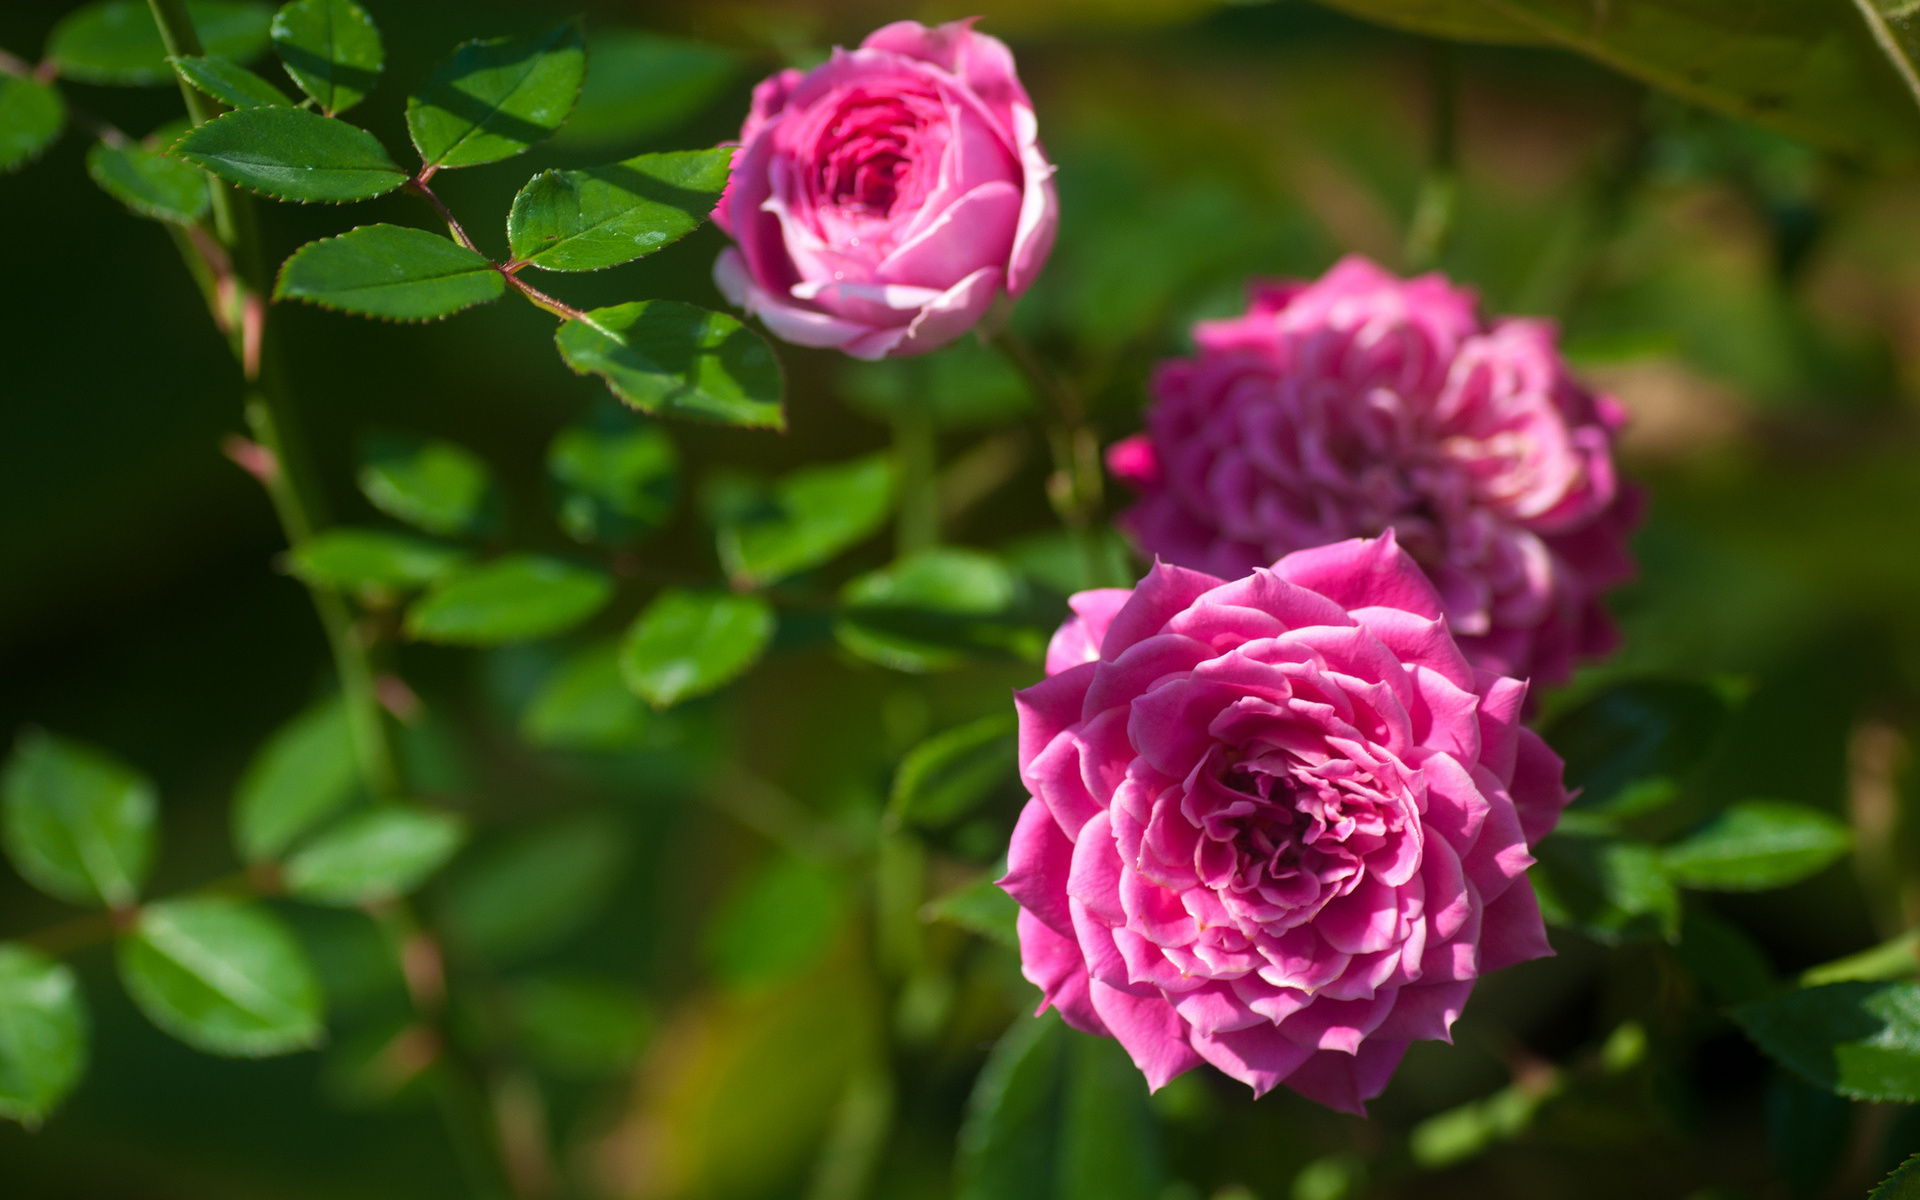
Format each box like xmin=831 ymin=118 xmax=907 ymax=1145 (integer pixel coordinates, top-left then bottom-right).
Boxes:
xmin=406 ymin=177 xmax=591 ymax=323
xmin=986 ymin=328 xmax=1112 ymax=587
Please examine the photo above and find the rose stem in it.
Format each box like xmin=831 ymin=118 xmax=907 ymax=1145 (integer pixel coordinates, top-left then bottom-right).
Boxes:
xmin=986 ymin=328 xmax=1113 ymax=587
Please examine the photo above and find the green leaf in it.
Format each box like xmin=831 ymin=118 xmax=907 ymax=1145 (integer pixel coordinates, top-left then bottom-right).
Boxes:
xmin=1002 ymin=528 xmax=1137 ymax=598
xmin=1661 ymin=800 xmax=1852 ymax=891
xmin=620 ymin=589 xmax=775 ymax=709
xmin=1 ymin=731 xmax=156 ymax=908
xmin=274 ymin=224 xmax=504 ymax=321
xmin=505 ymin=973 xmax=652 ymax=1078
xmin=891 ymin=713 xmax=1019 ymax=830
xmin=507 ymin=148 xmax=732 ymax=273
xmin=172 ymin=105 xmax=406 ymax=203
xmin=86 ymin=137 xmax=211 ymax=224
xmin=841 ymin=340 xmax=1036 ymax=431
xmin=1305 ymin=0 xmax=1920 ymax=163
xmin=835 ymin=548 xmax=1041 ymax=674
xmin=287 ymin=528 xmax=468 ymax=595
xmin=924 ymin=866 xmax=1020 ymax=950
xmin=357 ymin=434 xmax=498 ymax=537
xmin=1673 ymin=905 xmax=1777 ymax=1007
xmin=0 ymin=944 xmax=87 ymax=1127
xmin=282 ymin=808 xmax=466 ymax=907
xmin=406 ymin=19 xmax=586 ymax=171
xmin=715 ymin=454 xmax=895 ymax=589
xmin=47 ymin=1 xmax=272 ymax=86
xmin=270 ymin=0 xmax=382 ymax=115
xmin=956 ymin=1013 xmax=1165 ymax=1200
xmin=1408 ymin=1075 xmax=1563 ymax=1169
xmin=0 ymin=75 xmax=65 ymax=173
xmin=547 ymin=416 xmax=678 ymax=544
xmin=551 ymin=30 xmax=738 ymax=148
xmin=405 ymin=555 xmax=612 ymax=646
xmin=1874 ymin=1152 xmax=1920 ymax=1200
xmin=169 ymin=53 xmax=291 ymax=107
xmin=1543 ymin=680 xmax=1729 ymax=815
xmin=440 ymin=816 xmax=627 ymax=963
xmin=556 ymin=301 xmax=785 ymax=429
xmin=118 ymin=897 xmax=325 ymax=1057
xmin=1530 ymin=832 xmax=1680 ymax=945
xmin=704 ymin=855 xmax=843 ymax=992
xmin=1734 ymin=981 xmax=1920 ymax=1102
xmin=232 ymin=698 xmax=358 ymax=863
xmin=520 ymin=642 xmax=654 ymax=752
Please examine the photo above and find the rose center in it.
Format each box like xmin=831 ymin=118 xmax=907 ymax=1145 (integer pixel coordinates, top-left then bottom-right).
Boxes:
xmin=818 ymin=97 xmax=921 ymax=218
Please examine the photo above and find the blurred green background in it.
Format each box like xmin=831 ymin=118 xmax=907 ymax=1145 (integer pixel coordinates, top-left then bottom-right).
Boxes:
xmin=7 ymin=0 xmax=1920 ymax=1198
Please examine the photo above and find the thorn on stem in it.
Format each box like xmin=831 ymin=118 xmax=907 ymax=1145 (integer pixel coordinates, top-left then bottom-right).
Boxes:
xmin=222 ymin=434 xmax=280 ymax=484
xmin=376 ymin=673 xmax=424 ymax=724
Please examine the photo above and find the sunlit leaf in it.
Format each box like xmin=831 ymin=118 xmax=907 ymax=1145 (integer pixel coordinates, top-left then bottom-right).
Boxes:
xmin=233 ymin=698 xmax=358 ymax=863
xmin=0 ymin=76 xmax=65 ymax=172
xmin=1530 ymin=832 xmax=1680 ymax=944
xmin=520 ymin=642 xmax=654 ymax=751
xmin=282 ymin=808 xmax=466 ymax=907
xmin=835 ymin=548 xmax=1041 ymax=673
xmin=48 ymin=1 xmax=272 ymax=86
xmin=168 ymin=53 xmax=292 ymax=108
xmin=406 ymin=19 xmax=585 ymax=170
xmin=705 ymin=856 xmax=843 ymax=992
xmin=547 ymin=416 xmax=677 ymax=545
xmin=87 ymin=137 xmax=210 ymax=224
xmin=1735 ymin=981 xmax=1920 ymax=1102
xmin=556 ymin=301 xmax=785 ymax=429
xmin=274 ymin=224 xmax=505 ymax=321
xmin=287 ymin=528 xmax=469 ymax=595
xmin=405 ymin=555 xmax=612 ymax=646
xmin=1 ymin=731 xmax=156 ymax=908
xmin=551 ymin=30 xmax=738 ymax=148
xmin=270 ymin=0 xmax=382 ymax=115
xmin=924 ymin=867 xmax=1019 ymax=949
xmin=620 ymin=589 xmax=775 ymax=709
xmin=505 ymin=973 xmax=652 ymax=1077
xmin=173 ymin=106 xmax=406 ymax=203
xmin=1661 ymin=800 xmax=1853 ymax=892
xmin=440 ymin=816 xmax=627 ymax=963
xmin=507 ymin=148 xmax=732 ymax=272
xmin=1873 ymin=1151 xmax=1920 ymax=1200
xmin=891 ymin=713 xmax=1019 ymax=830
xmin=717 ymin=455 xmax=895 ymax=589
xmin=117 ymin=897 xmax=325 ymax=1057
xmin=357 ymin=434 xmax=498 ymax=537
xmin=0 ymin=944 xmax=87 ymax=1127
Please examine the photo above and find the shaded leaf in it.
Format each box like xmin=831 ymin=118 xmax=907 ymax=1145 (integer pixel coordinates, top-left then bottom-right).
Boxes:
xmin=0 ymin=944 xmax=87 ymax=1126
xmin=117 ymin=897 xmax=325 ymax=1057
xmin=841 ymin=340 xmax=1035 ymax=431
xmin=287 ymin=528 xmax=469 ymax=595
xmin=551 ymin=30 xmax=738 ymax=147
xmin=440 ymin=816 xmax=627 ymax=963
xmin=716 ymin=454 xmax=895 ymax=589
xmin=1662 ymin=800 xmax=1853 ymax=892
xmin=405 ymin=555 xmax=612 ymax=646
xmin=556 ymin=301 xmax=785 ymax=429
xmin=169 ymin=53 xmax=291 ymax=108
xmin=520 ymin=642 xmax=654 ymax=752
xmin=836 ymin=548 xmax=1042 ymax=673
xmin=1874 ymin=1152 xmax=1920 ymax=1200
xmin=233 ymin=698 xmax=358 ymax=863
xmin=505 ymin=973 xmax=652 ymax=1077
xmin=270 ymin=0 xmax=382 ymax=115
xmin=1544 ymin=679 xmax=1729 ymax=815
xmin=173 ymin=105 xmax=406 ymax=203
xmin=620 ymin=589 xmax=775 ymax=709
xmin=1735 ymin=981 xmax=1920 ymax=1102
xmin=48 ymin=1 xmax=272 ymax=86
xmin=274 ymin=224 xmax=505 ymax=321
xmin=507 ymin=148 xmax=732 ymax=272
xmin=87 ymin=137 xmax=211 ymax=223
xmin=891 ymin=713 xmax=1019 ymax=830
xmin=0 ymin=76 xmax=65 ymax=173
xmin=1002 ymin=528 xmax=1138 ymax=597
xmin=923 ymin=867 xmax=1019 ymax=949
xmin=1531 ymin=832 xmax=1680 ymax=944
xmin=1408 ymin=1075 xmax=1564 ymax=1169
xmin=406 ymin=19 xmax=585 ymax=170
xmin=282 ymin=808 xmax=467 ymax=906
xmin=1674 ymin=905 xmax=1778 ymax=1007
xmin=705 ymin=855 xmax=843 ymax=992
xmin=357 ymin=434 xmax=498 ymax=537
xmin=547 ymin=416 xmax=677 ymax=544
xmin=1 ymin=731 xmax=156 ymax=908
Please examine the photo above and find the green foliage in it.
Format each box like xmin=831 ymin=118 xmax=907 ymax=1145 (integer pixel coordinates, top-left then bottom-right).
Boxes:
xmin=546 ymin=416 xmax=678 ymax=544
xmin=891 ymin=713 xmax=1019 ymax=830
xmin=1660 ymin=800 xmax=1853 ymax=891
xmin=287 ymin=528 xmax=468 ymax=596
xmin=520 ymin=642 xmax=653 ymax=751
xmin=274 ymin=224 xmax=505 ymax=321
xmin=0 ymin=76 xmax=65 ymax=173
xmin=1531 ymin=832 xmax=1680 ymax=944
xmin=1874 ymin=1153 xmax=1920 ymax=1200
xmin=705 ymin=855 xmax=843 ymax=991
xmin=439 ymin=816 xmax=626 ymax=963
xmin=270 ymin=0 xmax=382 ymax=116
xmin=556 ymin=301 xmax=786 ymax=429
xmin=506 ymin=148 xmax=732 ymax=272
xmin=1736 ymin=982 xmax=1920 ymax=1102
xmin=117 ymin=897 xmax=324 ymax=1057
xmin=925 ymin=867 xmax=1020 ymax=949
xmin=552 ymin=30 xmax=738 ymax=148
xmin=173 ymin=106 xmax=406 ymax=203
xmin=619 ymin=589 xmax=775 ymax=709
xmin=168 ymin=54 xmax=292 ymax=108
xmin=404 ymin=555 xmax=612 ymax=645
xmin=406 ymin=19 xmax=585 ymax=171
xmin=504 ymin=974 xmax=652 ymax=1077
xmin=836 ymin=548 xmax=1040 ymax=673
xmin=841 ymin=340 xmax=1036 ymax=430
xmin=1544 ymin=679 xmax=1729 ymax=814
xmin=282 ymin=808 xmax=466 ymax=906
xmin=356 ymin=434 xmax=497 ymax=537
xmin=47 ymin=1 xmax=272 ymax=86
xmin=715 ymin=454 xmax=897 ymax=589
xmin=232 ymin=699 xmax=357 ymax=864
xmin=2 ymin=731 xmax=156 ymax=909
xmin=86 ymin=136 xmax=210 ymax=224
xmin=0 ymin=944 xmax=87 ymax=1127
xmin=957 ymin=1013 xmax=1165 ymax=1200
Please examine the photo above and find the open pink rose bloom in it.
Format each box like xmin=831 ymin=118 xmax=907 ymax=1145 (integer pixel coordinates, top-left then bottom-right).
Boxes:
xmin=712 ymin=19 xmax=1058 ymax=359
xmin=1110 ymin=256 xmax=1640 ymax=689
xmin=1002 ymin=534 xmax=1571 ymax=1112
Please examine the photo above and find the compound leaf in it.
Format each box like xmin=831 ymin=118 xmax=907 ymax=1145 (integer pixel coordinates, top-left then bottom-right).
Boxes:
xmin=270 ymin=0 xmax=382 ymax=115
xmin=87 ymin=137 xmax=211 ymax=223
xmin=1662 ymin=800 xmax=1853 ymax=892
xmin=48 ymin=1 xmax=271 ymax=86
xmin=1 ymin=731 xmax=156 ymax=908
xmin=620 ymin=589 xmax=774 ymax=709
xmin=0 ymin=76 xmax=65 ymax=172
xmin=507 ymin=148 xmax=732 ymax=272
xmin=275 ymin=224 xmax=504 ymax=321
xmin=282 ymin=808 xmax=466 ymax=906
xmin=0 ymin=944 xmax=88 ymax=1127
xmin=287 ymin=528 xmax=469 ymax=595
xmin=716 ymin=455 xmax=895 ymax=589
xmin=169 ymin=53 xmax=291 ymax=107
xmin=406 ymin=19 xmax=585 ymax=170
xmin=173 ymin=105 xmax=405 ymax=203
xmin=556 ymin=301 xmax=784 ymax=429
xmin=232 ymin=697 xmax=358 ymax=863
xmin=1735 ymin=981 xmax=1920 ymax=1103
xmin=405 ymin=556 xmax=612 ymax=645
xmin=357 ymin=434 xmax=498 ymax=537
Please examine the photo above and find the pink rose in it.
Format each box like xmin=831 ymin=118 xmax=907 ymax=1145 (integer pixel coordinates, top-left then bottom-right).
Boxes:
xmin=712 ymin=19 xmax=1059 ymax=360
xmin=1001 ymin=534 xmax=1569 ymax=1112
xmin=1110 ymin=255 xmax=1640 ymax=690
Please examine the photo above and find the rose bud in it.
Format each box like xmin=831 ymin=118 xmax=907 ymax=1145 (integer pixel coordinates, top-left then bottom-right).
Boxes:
xmin=712 ymin=19 xmax=1059 ymax=360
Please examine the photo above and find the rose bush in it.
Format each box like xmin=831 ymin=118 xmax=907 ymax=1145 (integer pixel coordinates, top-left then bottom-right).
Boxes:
xmin=1107 ymin=256 xmax=1639 ymax=689
xmin=1002 ymin=534 xmax=1570 ymax=1112
xmin=712 ymin=19 xmax=1058 ymax=359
